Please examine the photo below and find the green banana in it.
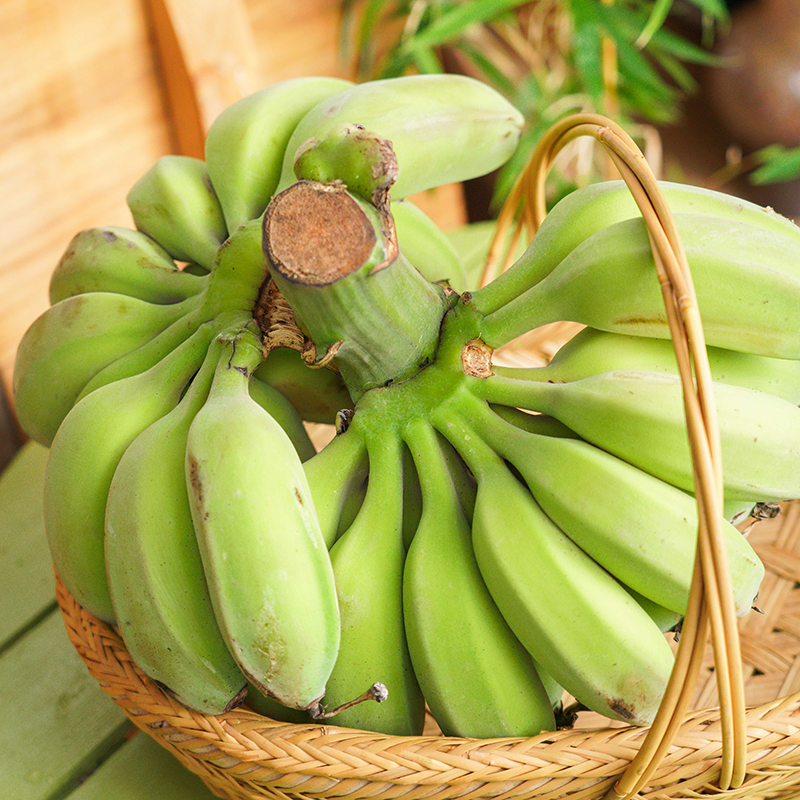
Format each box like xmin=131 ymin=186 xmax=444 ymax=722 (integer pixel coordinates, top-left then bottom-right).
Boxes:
xmin=475 ymin=368 xmax=800 ymax=502
xmin=434 ymin=411 xmax=675 ymax=726
xmin=495 ymin=326 xmax=800 ymax=404
xmin=49 ymin=226 xmax=207 ymax=305
xmin=104 ymin=337 xmax=247 ymax=713
xmin=625 ymin=587 xmax=683 ymax=634
xmin=321 ymin=430 xmax=426 ymax=735
xmin=446 ymin=219 xmax=530 ymax=292
xmin=302 ymin=427 xmax=369 ymax=549
xmin=13 ymin=291 xmax=193 ymax=446
xmin=392 ymin=199 xmax=467 ymax=291
xmin=245 ymin=683 xmax=316 ymax=724
xmin=74 ymin=296 xmax=204 ymax=401
xmin=253 ymin=347 xmax=354 ymax=425
xmin=401 ymin=441 xmax=423 ymax=551
xmin=474 ymin=179 xmax=800 ymax=315
xmin=402 ymin=420 xmax=555 ymax=738
xmin=475 ymin=212 xmax=800 ymax=358
xmin=127 ymin=155 xmax=228 ymax=269
xmin=489 ymin=405 xmax=580 ymax=439
xmin=247 ymin=373 xmax=316 ymax=462
xmin=464 ymin=396 xmax=763 ymax=616
xmin=204 ymin=76 xmax=353 ymax=231
xmin=438 ymin=432 xmax=478 ymax=521
xmin=185 ymin=325 xmax=339 ymax=711
xmin=45 ymin=323 xmax=217 ymax=622
xmin=275 ymin=74 xmax=524 ymax=200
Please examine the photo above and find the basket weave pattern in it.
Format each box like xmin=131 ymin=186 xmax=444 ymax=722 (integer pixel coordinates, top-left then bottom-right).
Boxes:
xmin=56 ymin=502 xmax=800 ymax=800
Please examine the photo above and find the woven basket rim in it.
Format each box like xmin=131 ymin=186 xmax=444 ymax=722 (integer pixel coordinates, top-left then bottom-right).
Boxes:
xmin=56 ymin=570 xmax=800 ymax=800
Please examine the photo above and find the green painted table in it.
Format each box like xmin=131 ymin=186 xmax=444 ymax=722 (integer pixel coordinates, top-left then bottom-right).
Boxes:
xmin=0 ymin=442 xmax=219 ymax=800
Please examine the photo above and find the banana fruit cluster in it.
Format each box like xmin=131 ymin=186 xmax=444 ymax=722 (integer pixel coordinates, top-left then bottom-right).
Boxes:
xmin=14 ymin=72 xmax=798 ymax=738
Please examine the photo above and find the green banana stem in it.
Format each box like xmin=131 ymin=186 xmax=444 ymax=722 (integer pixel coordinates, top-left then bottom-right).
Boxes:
xmin=262 ymin=180 xmax=449 ymax=400
xmin=199 ymin=218 xmax=271 ymax=320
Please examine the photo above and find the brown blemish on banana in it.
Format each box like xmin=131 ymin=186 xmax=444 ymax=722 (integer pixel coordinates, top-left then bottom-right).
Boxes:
xmin=607 ymin=699 xmax=638 ymax=722
xmin=613 ymin=315 xmax=667 ymax=327
xmin=186 ymin=454 xmax=208 ymax=520
xmin=461 ymin=338 xmax=493 ymax=378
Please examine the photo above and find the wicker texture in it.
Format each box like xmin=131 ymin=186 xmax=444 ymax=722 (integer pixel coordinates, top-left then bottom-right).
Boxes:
xmin=56 ymin=502 xmax=800 ymax=800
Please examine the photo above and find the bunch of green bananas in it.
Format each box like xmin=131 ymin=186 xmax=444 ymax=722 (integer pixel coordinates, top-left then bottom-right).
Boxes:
xmin=13 ymin=72 xmax=800 ymax=739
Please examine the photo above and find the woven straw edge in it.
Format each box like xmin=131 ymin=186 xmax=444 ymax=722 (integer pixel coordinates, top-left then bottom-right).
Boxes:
xmin=56 ymin=570 xmax=800 ymax=799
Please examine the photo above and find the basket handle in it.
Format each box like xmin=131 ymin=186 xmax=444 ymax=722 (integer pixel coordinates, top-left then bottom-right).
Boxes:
xmin=498 ymin=113 xmax=747 ymax=798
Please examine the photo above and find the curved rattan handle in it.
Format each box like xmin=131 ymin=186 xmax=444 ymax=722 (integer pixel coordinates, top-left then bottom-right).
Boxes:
xmin=503 ymin=113 xmax=747 ymax=797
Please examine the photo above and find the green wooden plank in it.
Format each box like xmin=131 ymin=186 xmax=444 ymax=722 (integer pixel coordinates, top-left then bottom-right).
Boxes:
xmin=0 ymin=609 xmax=132 ymax=800
xmin=0 ymin=440 xmax=55 ymax=650
xmin=67 ymin=730 xmax=220 ymax=800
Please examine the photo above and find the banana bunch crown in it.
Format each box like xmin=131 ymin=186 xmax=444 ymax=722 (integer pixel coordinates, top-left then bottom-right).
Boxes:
xmin=16 ymin=73 xmax=800 ymax=738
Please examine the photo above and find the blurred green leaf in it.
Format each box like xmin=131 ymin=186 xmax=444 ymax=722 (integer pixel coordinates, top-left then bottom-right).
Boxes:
xmin=339 ymin=0 xmax=743 ymax=200
xmin=396 ymin=0 xmax=531 ymax=56
xmin=636 ymin=0 xmax=675 ymax=48
xmin=752 ymin=146 xmax=800 ymax=185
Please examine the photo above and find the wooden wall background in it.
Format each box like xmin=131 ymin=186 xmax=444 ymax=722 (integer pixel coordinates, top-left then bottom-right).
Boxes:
xmin=0 ymin=0 xmax=465 ymax=467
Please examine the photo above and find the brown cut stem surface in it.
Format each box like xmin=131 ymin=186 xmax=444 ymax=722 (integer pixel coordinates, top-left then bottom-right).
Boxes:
xmin=265 ymin=182 xmax=377 ymax=287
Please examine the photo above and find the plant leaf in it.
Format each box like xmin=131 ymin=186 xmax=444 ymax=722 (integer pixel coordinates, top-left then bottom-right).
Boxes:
xmin=752 ymin=145 xmax=800 ymax=184
xmin=636 ymin=0 xmax=675 ymax=48
xmin=397 ymin=0 xmax=530 ymax=55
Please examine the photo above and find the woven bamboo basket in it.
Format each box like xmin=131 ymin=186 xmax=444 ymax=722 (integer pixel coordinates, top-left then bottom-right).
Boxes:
xmin=54 ymin=115 xmax=800 ymax=800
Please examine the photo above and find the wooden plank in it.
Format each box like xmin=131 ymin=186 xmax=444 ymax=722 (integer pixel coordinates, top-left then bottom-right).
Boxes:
xmin=0 ymin=610 xmax=132 ymax=800
xmin=0 ymin=440 xmax=53 ymax=651
xmin=0 ymin=0 xmax=173 ymax=397
xmin=244 ymin=0 xmax=348 ymax=83
xmin=143 ymin=0 xmax=260 ymax=157
xmin=67 ymin=730 xmax=219 ymax=800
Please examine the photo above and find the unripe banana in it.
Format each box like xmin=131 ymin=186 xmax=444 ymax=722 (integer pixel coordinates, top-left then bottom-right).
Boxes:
xmin=446 ymin=219 xmax=530 ymax=291
xmin=185 ymin=325 xmax=339 ymax=710
xmin=434 ymin=412 xmax=675 ymax=726
xmin=321 ymin=431 xmax=426 ymax=735
xmin=75 ymin=297 xmax=203 ymax=401
xmin=476 ymin=369 xmax=800 ymax=502
xmin=496 ymin=326 xmax=800 ymax=405
xmin=49 ymin=226 xmax=206 ymax=305
xmin=401 ymin=441 xmax=423 ymax=551
xmin=302 ymin=427 xmax=368 ymax=549
xmin=247 ymin=373 xmax=316 ymax=462
xmin=475 ymin=179 xmax=800 ymax=314
xmin=465 ymin=396 xmax=763 ymax=617
xmin=13 ymin=291 xmax=193 ymax=446
xmin=438 ymin=432 xmax=478 ymax=520
xmin=245 ymin=683 xmax=316 ymax=724
xmin=253 ymin=347 xmax=353 ymax=425
xmin=44 ymin=323 xmax=217 ymax=621
xmin=392 ymin=199 xmax=467 ymax=291
xmin=127 ymin=155 xmax=227 ymax=269
xmin=275 ymin=74 xmax=524 ymax=200
xmin=625 ymin=587 xmax=683 ymax=634
xmin=105 ymin=338 xmax=247 ymax=713
xmin=489 ymin=405 xmax=580 ymax=439
xmin=204 ymin=76 xmax=353 ymax=231
xmin=402 ymin=420 xmax=555 ymax=738
xmin=476 ymin=212 xmax=800 ymax=358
